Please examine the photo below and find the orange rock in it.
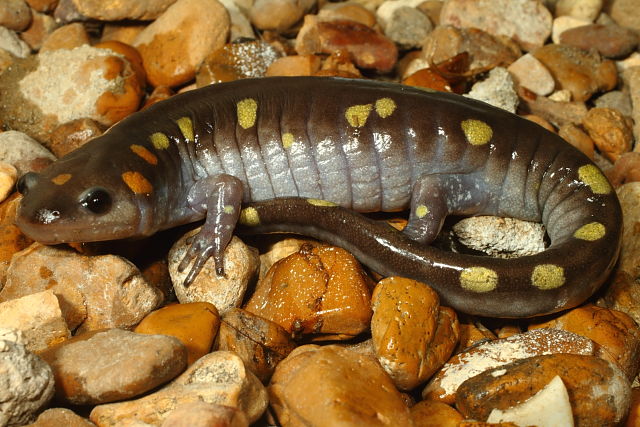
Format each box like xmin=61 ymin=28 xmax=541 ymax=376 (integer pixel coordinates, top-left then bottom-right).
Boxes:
xmin=160 ymin=401 xmax=249 ymax=427
xmin=49 ymin=118 xmax=104 ymax=157
xmin=411 ymin=400 xmax=463 ymax=427
xmin=135 ymin=302 xmax=220 ymax=365
xmin=142 ymin=85 xmax=173 ymax=109
xmin=40 ymin=23 xmax=89 ymax=52
xmin=315 ymin=50 xmax=362 ymax=78
xmin=101 ymin=23 xmax=146 ymax=45
xmin=558 ymin=122 xmax=595 ymax=159
xmin=249 ymin=0 xmax=314 ymax=32
xmin=402 ymin=68 xmax=452 ymax=92
xmin=244 ymin=244 xmax=373 ymax=340
xmin=318 ymin=2 xmax=377 ymax=27
xmin=0 ymin=194 xmax=32 ymax=285
xmin=521 ymin=114 xmax=554 ymax=132
xmin=607 ymin=152 xmax=640 ymax=187
xmin=455 ymin=317 xmax=496 ymax=353
xmin=25 ymin=0 xmax=59 ymax=13
xmin=95 ymin=40 xmax=147 ymax=89
xmin=19 ymin=10 xmax=56 ymax=51
xmin=27 ymin=408 xmax=96 ymax=427
xmin=371 ymin=277 xmax=459 ymax=391
xmin=625 ymin=387 xmax=640 ymax=427
xmin=94 ymin=54 xmax=145 ymax=125
xmin=265 ymin=55 xmax=322 ymax=77
xmin=582 ymin=107 xmax=633 ymax=162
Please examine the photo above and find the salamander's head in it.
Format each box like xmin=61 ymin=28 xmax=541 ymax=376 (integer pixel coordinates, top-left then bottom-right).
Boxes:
xmin=16 ymin=144 xmax=151 ymax=244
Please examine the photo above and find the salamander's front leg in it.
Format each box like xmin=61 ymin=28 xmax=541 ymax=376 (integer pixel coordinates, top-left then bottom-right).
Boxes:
xmin=178 ymin=174 xmax=244 ymax=286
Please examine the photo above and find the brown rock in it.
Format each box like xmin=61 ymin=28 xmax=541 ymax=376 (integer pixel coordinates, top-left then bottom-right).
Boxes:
xmin=269 ymin=344 xmax=412 ymax=425
xmin=626 ymin=387 xmax=640 ymax=427
xmin=0 ymin=0 xmax=32 ymax=32
xmin=522 ymin=114 xmax=555 ymax=132
xmin=1 ymin=243 xmax=163 ymax=332
xmin=411 ymin=400 xmax=463 ymax=427
xmin=560 ymin=23 xmax=639 ymax=59
xmin=316 ymin=50 xmax=362 ymax=77
xmin=265 ymin=54 xmax=322 ymax=77
xmin=133 ymin=0 xmax=230 ymax=87
xmin=161 ymin=402 xmax=249 ymax=427
xmin=25 ymin=0 xmax=58 ymax=12
xmin=0 ymin=162 xmax=16 ymax=204
xmin=40 ymin=328 xmax=187 ymax=405
xmin=18 ymin=11 xmax=56 ymax=51
xmin=318 ymin=2 xmax=377 ymax=27
xmin=54 ymin=0 xmax=177 ymax=21
xmin=101 ymin=23 xmax=146 ymax=45
xmin=582 ymin=107 xmax=633 ymax=162
xmin=607 ymin=152 xmax=640 ymax=187
xmin=90 ymin=351 xmax=268 ymax=425
xmin=559 ymin=122 xmax=595 ymax=159
xmin=244 ymin=244 xmax=373 ymax=340
xmin=48 ymin=118 xmax=104 ymax=158
xmin=600 ymin=272 xmax=640 ymax=329
xmin=402 ymin=68 xmax=452 ymax=92
xmin=507 ymin=52 xmax=555 ymax=96
xmin=518 ymin=87 xmax=588 ymax=127
xmin=40 ymin=23 xmax=89 ymax=52
xmin=613 ymin=183 xmax=640 ymax=279
xmin=196 ymin=40 xmax=283 ymax=86
xmin=0 ymin=194 xmax=32 ymax=284
xmin=532 ymin=44 xmax=617 ymax=102
xmin=135 ymin=302 xmax=220 ymax=365
xmin=295 ymin=15 xmax=398 ymax=73
xmin=456 ymin=354 xmax=632 ymax=426
xmin=95 ymin=40 xmax=147 ymax=89
xmin=217 ymin=308 xmax=296 ymax=382
xmin=604 ymin=0 xmax=640 ymax=34
xmin=371 ymin=277 xmax=459 ymax=390
xmin=249 ymin=0 xmax=315 ymax=32
xmin=26 ymin=408 xmax=95 ymax=427
xmin=142 ymin=84 xmax=173 ymax=109
xmin=455 ymin=317 xmax=496 ymax=353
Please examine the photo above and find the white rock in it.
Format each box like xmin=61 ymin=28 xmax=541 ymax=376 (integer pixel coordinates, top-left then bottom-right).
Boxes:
xmin=508 ymin=53 xmax=555 ymax=96
xmin=375 ymin=0 xmax=425 ymax=30
xmin=0 ymin=340 xmax=55 ymax=426
xmin=555 ymin=0 xmax=602 ymax=22
xmin=549 ymin=89 xmax=572 ymax=102
xmin=0 ymin=162 xmax=17 ymax=203
xmin=0 ymin=131 xmax=56 ymax=176
xmin=551 ymin=15 xmax=591 ymax=44
xmin=464 ymin=67 xmax=519 ymax=113
xmin=218 ymin=0 xmax=255 ymax=41
xmin=0 ymin=328 xmax=25 ymax=346
xmin=0 ymin=26 xmax=30 ymax=58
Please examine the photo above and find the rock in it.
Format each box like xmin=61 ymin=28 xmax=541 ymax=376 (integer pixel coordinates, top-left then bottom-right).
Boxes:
xmin=560 ymin=24 xmax=639 ymax=58
xmin=555 ymin=0 xmax=603 ymax=21
xmin=265 ymin=54 xmax=322 ymax=77
xmin=160 ymin=402 xmax=249 ymax=427
xmin=371 ymin=277 xmax=459 ymax=391
xmin=218 ymin=0 xmax=255 ymax=41
xmin=422 ymin=328 xmax=596 ymax=404
xmin=607 ymin=152 xmax=640 ymax=187
xmin=621 ymin=67 xmax=640 ymax=145
xmin=594 ymin=90 xmax=633 ymax=117
xmin=410 ymin=399 xmax=464 ymax=426
xmin=582 ymin=107 xmax=633 ymax=162
xmin=54 ymin=0 xmax=178 ymax=22
xmin=48 ymin=118 xmax=105 ymax=158
xmin=532 ymin=43 xmax=617 ymax=102
xmin=40 ymin=23 xmax=89 ymax=52
xmin=26 ymin=408 xmax=95 ymax=427
xmin=133 ymin=0 xmax=230 ymax=87
xmin=402 ymin=68 xmax=452 ymax=92
xmin=456 ymin=354 xmax=631 ymax=426
xmin=90 ymin=351 xmax=268 ymax=425
xmin=452 ymin=215 xmax=546 ymax=257
xmin=269 ymin=345 xmax=412 ymax=425
xmin=142 ymin=84 xmax=173 ymax=109
xmin=507 ymin=53 xmax=555 ymax=96
xmin=614 ymin=183 xmax=640 ymax=278
xmin=256 ymin=237 xmax=314 ymax=279
xmin=604 ymin=0 xmax=640 ymax=34
xmin=217 ymin=308 xmax=297 ymax=382
xmin=530 ymin=304 xmax=640 ymax=379
xmin=135 ymin=302 xmax=220 ymax=365
xmin=522 ymin=114 xmax=556 ymax=132
xmin=377 ymin=3 xmax=433 ymax=49
xmin=40 ymin=329 xmax=187 ymax=405
xmin=440 ymin=0 xmax=552 ymax=51
xmin=94 ymin=40 xmax=147 ymax=89
xmin=627 ymin=387 xmax=640 ymax=427
xmin=0 ymin=131 xmax=56 ymax=176
xmin=196 ymin=40 xmax=283 ymax=86
xmin=559 ymin=122 xmax=595 ymax=158
xmin=0 ymin=290 xmax=70 ymax=354
xmin=318 ymin=1 xmax=377 ymax=27
xmin=464 ymin=67 xmax=519 ymax=113
xmin=295 ymin=15 xmax=398 ymax=73
xmin=0 ymin=339 xmax=55 ymax=426
xmin=249 ymin=0 xmax=315 ymax=32
xmin=0 ymin=26 xmax=30 ymax=58
xmin=518 ymin=88 xmax=588 ymax=126
xmin=0 ymin=162 xmax=17 ymax=203
xmin=169 ymin=232 xmax=259 ymax=314
xmin=18 ymin=11 xmax=57 ymax=51
xmin=1 ymin=244 xmax=164 ymax=333
xmin=0 ymin=195 xmax=32 ymax=285
xmin=551 ymin=15 xmax=591 ymax=43
xmin=0 ymin=0 xmax=32 ymax=32
xmin=100 ymin=23 xmax=146 ymax=45
xmin=25 ymin=0 xmax=58 ymax=13
xmin=244 ymin=244 xmax=373 ymax=340
xmin=314 ymin=50 xmax=362 ymax=78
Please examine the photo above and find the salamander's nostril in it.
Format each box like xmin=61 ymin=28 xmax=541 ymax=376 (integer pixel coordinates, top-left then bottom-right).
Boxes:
xmin=35 ymin=208 xmax=60 ymax=225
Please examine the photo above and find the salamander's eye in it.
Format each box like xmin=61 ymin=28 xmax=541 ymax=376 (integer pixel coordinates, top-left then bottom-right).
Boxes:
xmin=80 ymin=188 xmax=112 ymax=215
xmin=17 ymin=172 xmax=38 ymax=196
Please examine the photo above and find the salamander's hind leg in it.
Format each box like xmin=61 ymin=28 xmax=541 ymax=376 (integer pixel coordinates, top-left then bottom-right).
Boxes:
xmin=178 ymin=174 xmax=244 ymax=286
xmin=403 ymin=173 xmax=488 ymax=244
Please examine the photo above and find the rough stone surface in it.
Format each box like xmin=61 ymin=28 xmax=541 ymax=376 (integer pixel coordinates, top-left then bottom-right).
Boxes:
xmin=160 ymin=402 xmax=249 ymax=427
xmin=464 ymin=67 xmax=519 ymax=113
xmin=614 ymin=182 xmax=640 ymax=278
xmin=582 ymin=107 xmax=633 ymax=162
xmin=54 ymin=0 xmax=177 ymax=22
xmin=0 ymin=131 xmax=56 ymax=176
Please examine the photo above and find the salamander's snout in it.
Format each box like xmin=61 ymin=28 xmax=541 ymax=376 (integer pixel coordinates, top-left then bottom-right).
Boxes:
xmin=16 ymin=172 xmax=39 ymax=197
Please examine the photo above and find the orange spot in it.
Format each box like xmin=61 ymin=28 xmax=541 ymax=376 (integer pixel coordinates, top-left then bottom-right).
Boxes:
xmin=51 ymin=173 xmax=72 ymax=185
xmin=130 ymin=144 xmax=158 ymax=165
xmin=122 ymin=171 xmax=153 ymax=194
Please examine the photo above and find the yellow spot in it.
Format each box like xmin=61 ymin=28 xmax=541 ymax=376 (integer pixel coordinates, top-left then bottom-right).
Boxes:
xmin=239 ymin=207 xmax=260 ymax=226
xmin=574 ymin=222 xmax=606 ymax=241
xmin=282 ymin=132 xmax=295 ymax=149
xmin=578 ymin=164 xmax=612 ymax=195
xmin=307 ymin=198 xmax=338 ymax=207
xmin=375 ymin=98 xmax=396 ymax=118
xmin=460 ymin=267 xmax=498 ymax=292
xmin=416 ymin=204 xmax=429 ymax=218
xmin=176 ymin=116 xmax=194 ymax=142
xmin=223 ymin=205 xmax=235 ymax=214
xmin=461 ymin=119 xmax=493 ymax=145
xmin=122 ymin=171 xmax=153 ymax=195
xmin=345 ymin=103 xmax=373 ymax=128
xmin=237 ymin=98 xmax=258 ymax=129
xmin=531 ymin=264 xmax=565 ymax=290
xmin=130 ymin=144 xmax=158 ymax=165
xmin=51 ymin=173 xmax=71 ymax=185
xmin=150 ymin=132 xmax=170 ymax=150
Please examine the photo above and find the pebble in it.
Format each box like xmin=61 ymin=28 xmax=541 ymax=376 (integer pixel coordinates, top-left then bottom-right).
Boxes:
xmin=318 ymin=2 xmax=377 ymax=28
xmin=244 ymin=244 xmax=373 ymax=339
xmin=54 ymin=0 xmax=178 ymax=22
xmin=133 ymin=0 xmax=230 ymax=87
xmin=0 ymin=339 xmax=55 ymax=426
xmin=376 ymin=2 xmax=433 ymax=49
xmin=507 ymin=53 xmax=555 ymax=96
xmin=217 ymin=308 xmax=297 ymax=382
xmin=0 ymin=26 xmax=30 ymax=58
xmin=582 ymin=107 xmax=633 ymax=162
xmin=402 ymin=68 xmax=452 ymax=92
xmin=26 ymin=408 xmax=96 ymax=427
xmin=607 ymin=152 xmax=640 ymax=188
xmin=18 ymin=10 xmax=57 ymax=51
xmin=532 ymin=43 xmax=618 ymax=101
xmin=0 ymin=131 xmax=56 ymax=176
xmin=100 ymin=23 xmax=146 ymax=45
xmin=160 ymin=402 xmax=249 ymax=427
xmin=48 ymin=118 xmax=105 ymax=158
xmin=519 ymin=89 xmax=588 ymax=126
xmin=0 ymin=195 xmax=32 ymax=285
xmin=135 ymin=302 xmax=220 ymax=365
xmin=560 ymin=24 xmax=639 ymax=59
xmin=90 ymin=351 xmax=268 ymax=425
xmin=196 ymin=40 xmax=283 ymax=86
xmin=295 ymin=15 xmax=398 ymax=73
xmin=0 ymin=290 xmax=70 ymax=354
xmin=555 ymin=0 xmax=603 ymax=21
xmin=256 ymin=237 xmax=313 ymax=279
xmin=456 ymin=354 xmax=631 ymax=426
xmin=269 ymin=344 xmax=412 ymax=425
xmin=440 ymin=0 xmax=552 ymax=51
xmin=25 ymin=0 xmax=58 ymax=13
xmin=218 ymin=0 xmax=256 ymax=41
xmin=265 ymin=54 xmax=322 ymax=77
xmin=464 ymin=67 xmax=519 ymax=113
xmin=39 ymin=22 xmax=89 ymax=52
xmin=452 ymin=216 xmax=546 ymax=257
xmin=40 ymin=328 xmax=187 ymax=405
xmin=410 ymin=399 xmax=464 ymax=426
xmin=0 ymin=162 xmax=17 ymax=203
xmin=1 ymin=244 xmax=164 ymax=332
xmin=612 ymin=183 xmax=640 ymax=278
xmin=551 ymin=15 xmax=591 ymax=44
xmin=622 ymin=66 xmax=640 ymax=144
xmin=559 ymin=122 xmax=596 ymax=158
xmin=249 ymin=0 xmax=315 ymax=32
xmin=0 ymin=0 xmax=32 ymax=32
xmin=371 ymin=277 xmax=459 ymax=391
xmin=605 ymin=0 xmax=640 ymax=34
xmin=169 ymin=232 xmax=259 ymax=314
xmin=422 ymin=328 xmax=596 ymax=404
xmin=594 ymin=90 xmax=633 ymax=117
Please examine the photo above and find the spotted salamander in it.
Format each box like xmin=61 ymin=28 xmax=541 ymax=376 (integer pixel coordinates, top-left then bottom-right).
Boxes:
xmin=16 ymin=77 xmax=622 ymax=318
